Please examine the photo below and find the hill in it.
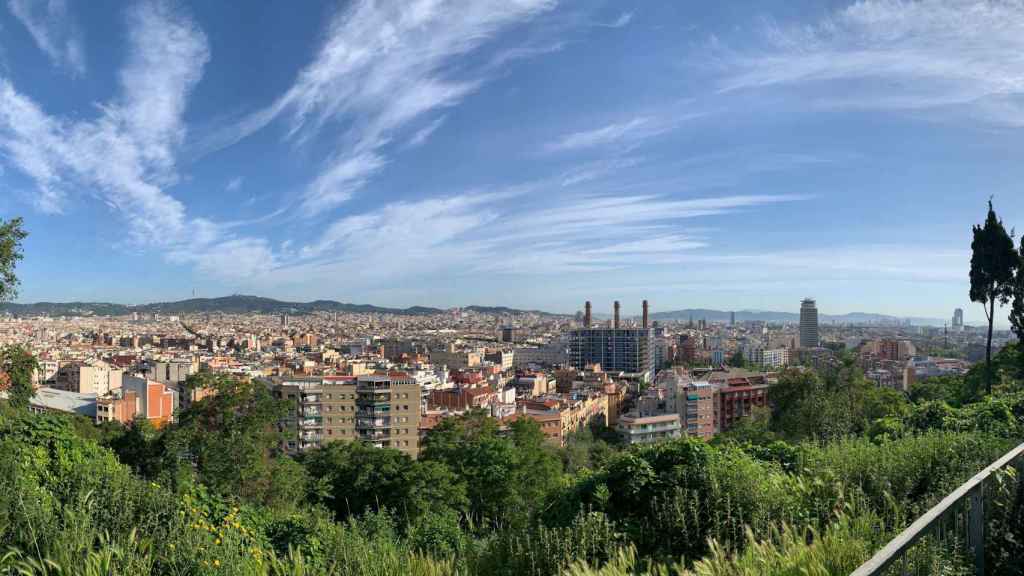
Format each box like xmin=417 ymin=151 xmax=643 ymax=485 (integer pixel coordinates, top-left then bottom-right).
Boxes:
xmin=0 ymin=295 xmax=558 ymax=317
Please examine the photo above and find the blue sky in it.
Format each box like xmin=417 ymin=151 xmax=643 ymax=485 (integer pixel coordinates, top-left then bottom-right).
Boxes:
xmin=1 ymin=0 xmax=1022 ymax=322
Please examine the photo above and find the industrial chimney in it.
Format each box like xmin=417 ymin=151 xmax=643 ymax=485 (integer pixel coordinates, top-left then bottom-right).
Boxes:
xmin=613 ymin=301 xmax=621 ymax=329
xmin=584 ymin=301 xmax=592 ymax=327
xmin=642 ymin=300 xmax=649 ymax=329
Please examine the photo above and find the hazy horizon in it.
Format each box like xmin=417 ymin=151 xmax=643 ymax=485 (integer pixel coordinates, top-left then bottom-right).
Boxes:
xmin=4 ymin=292 xmax=1013 ymax=328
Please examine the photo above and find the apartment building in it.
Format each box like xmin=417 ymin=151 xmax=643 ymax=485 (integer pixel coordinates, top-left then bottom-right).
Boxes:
xmin=274 ymin=372 xmax=422 ymax=458
xmin=56 ymin=360 xmax=122 ymax=395
xmin=95 ymin=376 xmax=176 ymax=428
xmin=147 ymin=360 xmax=198 ymax=386
xmin=616 ymin=413 xmax=682 ymax=445
xmin=680 ymin=380 xmax=717 ymax=440
xmin=429 ymin=346 xmax=482 ymax=369
xmin=716 ymin=384 xmax=768 ymax=432
xmin=569 ymin=327 xmax=655 ymax=380
xmin=742 ymin=345 xmax=789 ymax=369
xmin=510 ymin=390 xmax=610 ymax=446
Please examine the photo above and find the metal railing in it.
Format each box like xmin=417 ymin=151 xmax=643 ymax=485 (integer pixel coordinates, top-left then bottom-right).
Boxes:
xmin=851 ymin=442 xmax=1024 ymax=576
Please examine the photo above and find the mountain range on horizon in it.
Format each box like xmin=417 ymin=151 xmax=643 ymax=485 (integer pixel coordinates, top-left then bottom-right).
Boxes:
xmin=0 ymin=295 xmax=967 ymax=326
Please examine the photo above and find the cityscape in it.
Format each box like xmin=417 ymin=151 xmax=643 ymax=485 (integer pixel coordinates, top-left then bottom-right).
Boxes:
xmin=0 ymin=1 xmax=1024 ymax=575
xmin=0 ymin=295 xmax=1007 ymax=453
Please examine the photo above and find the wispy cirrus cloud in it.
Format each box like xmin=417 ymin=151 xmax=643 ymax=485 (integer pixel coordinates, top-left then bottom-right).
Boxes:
xmin=7 ymin=0 xmax=85 ymax=74
xmin=559 ymin=156 xmax=644 ymax=186
xmin=271 ymin=189 xmax=805 ymax=288
xmin=0 ymin=1 xmax=275 ymax=279
xmin=546 ymin=116 xmax=658 ymax=152
xmin=717 ymin=0 xmax=1024 ymax=126
xmin=405 ymin=116 xmax=446 ymax=148
xmin=603 ymin=12 xmax=633 ymax=28
xmin=218 ymin=0 xmax=557 ymax=217
xmin=545 ymin=110 xmax=704 ymax=153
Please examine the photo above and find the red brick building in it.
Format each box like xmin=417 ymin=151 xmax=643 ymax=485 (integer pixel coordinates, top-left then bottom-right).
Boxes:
xmin=716 ymin=384 xmax=768 ymax=432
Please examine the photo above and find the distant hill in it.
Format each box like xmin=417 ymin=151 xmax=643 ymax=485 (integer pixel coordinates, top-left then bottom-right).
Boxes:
xmin=650 ymin=308 xmax=948 ymax=326
xmin=0 ymin=295 xmax=559 ymax=318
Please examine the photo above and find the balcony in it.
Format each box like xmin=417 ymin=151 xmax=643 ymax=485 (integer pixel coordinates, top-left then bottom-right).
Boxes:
xmin=298 ymin=416 xmax=322 ymax=428
xmin=358 ymin=429 xmax=391 ymax=440
xmin=356 ymin=417 xmax=390 ymax=429
xmin=357 ymin=393 xmax=391 ymax=403
xmin=356 ymin=400 xmax=392 ymax=411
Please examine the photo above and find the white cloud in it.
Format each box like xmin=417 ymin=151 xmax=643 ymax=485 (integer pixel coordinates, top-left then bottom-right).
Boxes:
xmin=0 ymin=1 xmax=272 ymax=279
xmin=717 ymin=0 xmax=1024 ymax=126
xmin=605 ymin=12 xmax=632 ymax=28
xmin=405 ymin=115 xmax=446 ymax=148
xmin=225 ymin=176 xmax=243 ymax=192
xmin=545 ymin=111 xmax=704 ymax=153
xmin=168 ymin=237 xmax=278 ymax=279
xmin=225 ymin=0 xmax=556 ymax=216
xmin=546 ymin=116 xmax=655 ymax=152
xmin=560 ymin=156 xmax=643 ymax=186
xmin=303 ymin=151 xmax=387 ymax=215
xmin=268 ymin=189 xmax=804 ymax=289
xmin=7 ymin=0 xmax=85 ymax=74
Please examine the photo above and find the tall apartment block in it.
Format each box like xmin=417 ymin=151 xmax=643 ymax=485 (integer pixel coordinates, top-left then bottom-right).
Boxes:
xmin=569 ymin=301 xmax=655 ymax=380
xmin=799 ymin=298 xmax=820 ymax=349
xmin=274 ymin=372 xmax=421 ymax=458
xmin=952 ymin=308 xmax=964 ymax=331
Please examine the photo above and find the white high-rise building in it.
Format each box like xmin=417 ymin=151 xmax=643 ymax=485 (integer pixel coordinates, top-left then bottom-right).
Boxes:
xmin=799 ymin=298 xmax=820 ymax=349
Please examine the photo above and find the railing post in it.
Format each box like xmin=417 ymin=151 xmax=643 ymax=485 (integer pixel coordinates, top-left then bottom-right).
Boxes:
xmin=968 ymin=483 xmax=985 ymax=575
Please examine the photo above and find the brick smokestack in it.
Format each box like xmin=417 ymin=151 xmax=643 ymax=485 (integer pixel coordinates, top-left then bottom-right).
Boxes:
xmin=614 ymin=301 xmax=620 ymax=329
xmin=642 ymin=300 xmax=649 ymax=329
xmin=584 ymin=301 xmax=592 ymax=327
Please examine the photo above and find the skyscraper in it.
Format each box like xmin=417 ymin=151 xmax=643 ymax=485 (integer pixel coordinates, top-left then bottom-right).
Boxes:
xmin=952 ymin=308 xmax=964 ymax=331
xmin=799 ymin=298 xmax=819 ymax=348
xmin=730 ymin=311 xmax=736 ymax=325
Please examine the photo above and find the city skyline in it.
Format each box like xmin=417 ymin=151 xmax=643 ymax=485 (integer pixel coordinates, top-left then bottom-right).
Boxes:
xmin=1 ymin=1 xmax=1023 ymax=319
xmin=0 ymin=293 xmax=1005 ymax=329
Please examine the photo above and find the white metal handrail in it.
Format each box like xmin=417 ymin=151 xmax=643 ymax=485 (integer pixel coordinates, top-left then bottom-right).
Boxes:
xmin=851 ymin=441 xmax=1024 ymax=576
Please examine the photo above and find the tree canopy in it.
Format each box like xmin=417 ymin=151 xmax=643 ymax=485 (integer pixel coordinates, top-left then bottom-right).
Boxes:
xmin=0 ymin=217 xmax=27 ymax=303
xmin=0 ymin=345 xmax=38 ymax=410
xmin=969 ymin=199 xmax=1018 ymax=392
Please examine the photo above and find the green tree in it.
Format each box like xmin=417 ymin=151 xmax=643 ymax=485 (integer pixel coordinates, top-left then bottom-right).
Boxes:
xmin=107 ymin=418 xmax=163 ymax=478
xmin=0 ymin=219 xmax=32 ymax=410
xmin=421 ymin=411 xmax=562 ymax=528
xmin=713 ymin=405 xmax=777 ymax=446
xmin=969 ymin=199 xmax=1018 ymax=394
xmin=768 ymin=368 xmax=826 ymax=439
xmin=1 ymin=345 xmax=38 ymax=410
xmin=165 ymin=372 xmax=297 ymax=508
xmin=0 ymin=217 xmax=27 ymax=303
xmin=303 ymin=440 xmax=467 ymax=524
xmin=1010 ymin=235 xmax=1024 ymax=377
xmin=728 ymin=349 xmax=745 ymax=368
